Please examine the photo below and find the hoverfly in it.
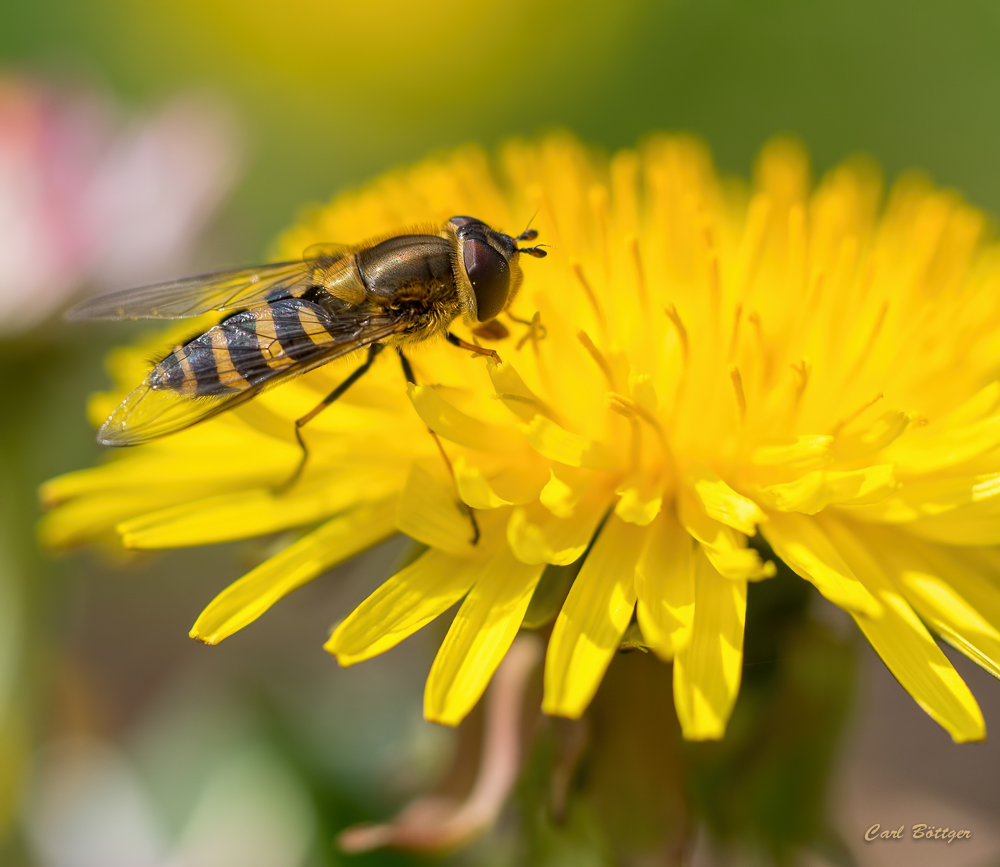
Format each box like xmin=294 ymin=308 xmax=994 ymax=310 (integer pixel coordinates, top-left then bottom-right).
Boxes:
xmin=70 ymin=216 xmax=547 ymax=487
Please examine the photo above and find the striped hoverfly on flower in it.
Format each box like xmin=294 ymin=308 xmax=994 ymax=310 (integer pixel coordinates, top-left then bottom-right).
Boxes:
xmin=70 ymin=216 xmax=547 ymax=489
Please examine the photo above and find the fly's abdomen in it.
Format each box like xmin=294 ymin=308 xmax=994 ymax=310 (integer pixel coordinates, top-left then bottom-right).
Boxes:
xmin=148 ymin=322 xmax=254 ymax=396
xmin=148 ymin=298 xmax=340 ymax=397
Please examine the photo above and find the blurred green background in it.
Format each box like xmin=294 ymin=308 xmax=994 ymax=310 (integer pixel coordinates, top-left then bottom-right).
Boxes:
xmin=3 ymin=1 xmax=1000 ymax=865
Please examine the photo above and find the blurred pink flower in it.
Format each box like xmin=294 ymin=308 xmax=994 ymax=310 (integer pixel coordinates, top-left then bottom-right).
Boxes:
xmin=0 ymin=78 xmax=240 ymax=334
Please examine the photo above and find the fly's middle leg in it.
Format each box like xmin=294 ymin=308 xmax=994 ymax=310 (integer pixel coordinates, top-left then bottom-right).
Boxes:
xmin=398 ymin=347 xmax=480 ymax=545
xmin=275 ymin=342 xmax=385 ymax=494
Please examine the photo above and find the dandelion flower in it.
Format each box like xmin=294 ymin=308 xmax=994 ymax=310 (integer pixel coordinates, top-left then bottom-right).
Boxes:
xmin=44 ymin=134 xmax=1000 ymax=744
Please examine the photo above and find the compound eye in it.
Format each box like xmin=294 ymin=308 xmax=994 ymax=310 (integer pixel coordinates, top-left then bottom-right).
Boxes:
xmin=448 ymin=215 xmax=482 ymax=232
xmin=463 ymin=238 xmax=510 ymax=321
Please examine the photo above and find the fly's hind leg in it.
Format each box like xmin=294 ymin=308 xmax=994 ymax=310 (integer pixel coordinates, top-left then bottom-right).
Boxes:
xmin=398 ymin=347 xmax=480 ymax=545
xmin=275 ymin=342 xmax=385 ymax=494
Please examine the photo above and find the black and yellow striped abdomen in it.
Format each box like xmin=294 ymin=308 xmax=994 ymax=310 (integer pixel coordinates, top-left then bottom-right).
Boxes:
xmin=148 ymin=297 xmax=348 ymax=397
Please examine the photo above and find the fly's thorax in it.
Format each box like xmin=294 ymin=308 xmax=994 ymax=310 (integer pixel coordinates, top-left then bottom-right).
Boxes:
xmin=354 ymin=235 xmax=454 ymax=302
xmin=388 ymin=285 xmax=465 ymax=345
xmin=344 ymin=232 xmax=463 ymax=342
xmin=445 ymin=216 xmax=524 ymax=324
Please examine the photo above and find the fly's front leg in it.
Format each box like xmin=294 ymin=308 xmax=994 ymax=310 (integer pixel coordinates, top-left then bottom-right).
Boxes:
xmin=275 ymin=342 xmax=385 ymax=494
xmin=446 ymin=331 xmax=502 ymax=365
xmin=398 ymin=347 xmax=480 ymax=545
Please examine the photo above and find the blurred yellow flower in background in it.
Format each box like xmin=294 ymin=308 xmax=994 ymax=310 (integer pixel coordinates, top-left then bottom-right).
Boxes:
xmin=43 ymin=133 xmax=1000 ymax=745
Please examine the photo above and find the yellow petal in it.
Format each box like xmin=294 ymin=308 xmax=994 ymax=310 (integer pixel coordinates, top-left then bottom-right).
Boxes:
xmin=395 ymin=463 xmax=479 ymax=557
xmin=635 ymin=509 xmax=695 ymax=659
xmin=899 ymin=576 xmax=1000 ymax=682
xmin=40 ymin=450 xmax=282 ymax=505
xmin=756 ymin=464 xmax=898 ymax=514
xmin=506 ymin=485 xmax=609 ymax=566
xmin=325 ymin=547 xmax=480 ymax=666
xmin=190 ymin=499 xmax=398 ymax=644
xmin=628 ymin=370 xmax=659 ymax=412
xmin=751 ymin=435 xmax=833 ymax=469
xmin=452 ymin=454 xmax=547 ymax=510
xmin=936 ymin=381 xmax=1000 ymax=427
xmin=920 ymin=545 xmax=1000 ymax=641
xmin=487 ymin=359 xmax=546 ymax=422
xmin=818 ymin=516 xmax=985 ymax=742
xmin=518 ymin=416 xmax=621 ymax=471
xmin=686 ymin=464 xmax=766 ymax=534
xmin=885 ymin=405 xmax=1000 ymax=474
xmin=762 ymin=511 xmax=882 ymax=617
xmin=407 ymin=383 xmax=523 ymax=454
xmin=678 ymin=490 xmax=774 ymax=581
xmin=542 ymin=515 xmax=643 ymax=718
xmin=832 ymin=410 xmax=910 ymax=462
xmin=898 ymin=510 xmax=1000 ymax=546
xmin=843 ymin=472 xmax=1000 ymax=523
xmin=424 ymin=548 xmax=545 ymax=725
xmin=488 ymin=457 xmax=550 ymax=505
xmin=673 ymin=549 xmax=747 ymax=740
xmin=539 ymin=466 xmax=594 ymax=518
xmin=40 ymin=492 xmax=175 ymax=548
xmin=452 ymin=457 xmax=511 ymax=509
xmin=614 ymin=472 xmax=664 ymax=526
xmin=842 ymin=472 xmax=1000 ymax=544
xmin=117 ymin=467 xmax=401 ymax=549
xmin=860 ymin=528 xmax=1000 ymax=680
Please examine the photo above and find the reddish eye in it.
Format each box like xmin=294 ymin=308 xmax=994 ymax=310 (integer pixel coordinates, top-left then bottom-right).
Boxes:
xmin=463 ymin=238 xmax=510 ymax=321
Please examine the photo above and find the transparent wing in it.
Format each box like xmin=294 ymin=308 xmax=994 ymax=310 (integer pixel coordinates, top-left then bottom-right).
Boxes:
xmin=98 ymin=386 xmax=253 ymax=446
xmin=68 ymin=244 xmax=354 ymax=321
xmin=98 ymin=299 xmax=407 ymax=445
